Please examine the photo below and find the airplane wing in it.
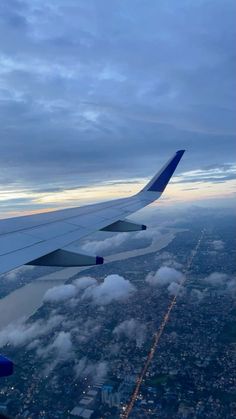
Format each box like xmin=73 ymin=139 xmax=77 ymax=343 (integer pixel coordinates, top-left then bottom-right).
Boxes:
xmin=0 ymin=150 xmax=185 ymax=276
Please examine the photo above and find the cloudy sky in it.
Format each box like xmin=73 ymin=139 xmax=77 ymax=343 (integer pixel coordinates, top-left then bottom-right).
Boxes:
xmin=0 ymin=0 xmax=235 ymax=216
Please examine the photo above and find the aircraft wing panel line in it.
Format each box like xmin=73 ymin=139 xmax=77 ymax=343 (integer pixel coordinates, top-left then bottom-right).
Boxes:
xmin=0 ymin=197 xmax=140 ymax=274
xmin=0 ymin=232 xmax=43 ymax=257
xmin=0 ymin=197 xmax=131 ymax=236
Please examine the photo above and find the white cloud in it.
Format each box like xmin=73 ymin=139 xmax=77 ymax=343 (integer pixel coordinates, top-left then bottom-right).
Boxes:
xmin=80 ymin=227 xmax=165 ymax=258
xmin=49 ymin=331 xmax=73 ymax=360
xmin=146 ymin=266 xmax=184 ymax=287
xmin=202 ymin=271 xmax=236 ymax=295
xmin=203 ymin=272 xmax=228 ymax=286
xmin=167 ymin=282 xmax=184 ymax=297
xmin=227 ymin=278 xmax=236 ymax=295
xmin=73 ymin=318 xmax=102 ymax=344
xmin=134 ymin=227 xmax=161 ymax=241
xmin=0 ymin=314 xmax=63 ymax=348
xmin=74 ymin=357 xmax=108 ymax=382
xmin=27 ymin=339 xmax=41 ymax=350
xmin=74 ymin=356 xmax=90 ymax=378
xmin=156 ymin=251 xmax=173 ymax=261
xmin=82 ymin=274 xmax=136 ymax=305
xmin=190 ymin=288 xmax=205 ymax=302
xmin=73 ymin=276 xmax=97 ymax=291
xmin=43 ymin=276 xmax=98 ymax=307
xmin=211 ymin=240 xmax=225 ymax=251
xmin=156 ymin=252 xmax=183 ymax=269
xmin=2 ymin=265 xmax=35 ymax=282
xmin=95 ymin=361 xmax=108 ymax=381
xmin=36 ymin=331 xmax=74 ymax=375
xmin=81 ymin=233 xmax=129 ymax=255
xmin=43 ymin=273 xmax=135 ymax=307
xmin=113 ymin=318 xmax=146 ymax=347
xmin=43 ymin=284 xmax=77 ymax=303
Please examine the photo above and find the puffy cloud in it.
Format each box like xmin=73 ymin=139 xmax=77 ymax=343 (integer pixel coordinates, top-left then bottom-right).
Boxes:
xmin=47 ymin=331 xmax=73 ymax=361
xmin=0 ymin=314 xmax=63 ymax=348
xmin=202 ymin=272 xmax=236 ymax=295
xmin=211 ymin=240 xmax=225 ymax=251
xmin=227 ymin=279 xmax=236 ymax=295
xmin=2 ymin=265 xmax=35 ymax=282
xmin=113 ymin=318 xmax=146 ymax=347
xmin=73 ymin=276 xmax=97 ymax=291
xmin=43 ymin=276 xmax=99 ymax=305
xmin=37 ymin=331 xmax=74 ymax=366
xmin=74 ymin=357 xmax=90 ymax=378
xmin=81 ymin=233 xmax=129 ymax=255
xmin=146 ymin=266 xmax=185 ymax=297
xmin=43 ymin=284 xmax=77 ymax=303
xmin=167 ymin=282 xmax=185 ymax=297
xmin=95 ymin=361 xmax=108 ymax=381
xmin=203 ymin=272 xmax=228 ymax=286
xmin=146 ymin=266 xmax=184 ymax=287
xmin=74 ymin=357 xmax=108 ymax=382
xmin=80 ymin=227 xmax=164 ymax=258
xmin=27 ymin=339 xmax=41 ymax=350
xmin=43 ymin=273 xmax=135 ymax=306
xmin=82 ymin=274 xmax=136 ymax=305
xmin=156 ymin=252 xmax=183 ymax=270
xmin=156 ymin=252 xmax=173 ymax=261
xmin=164 ymin=260 xmax=183 ymax=270
xmin=134 ymin=228 xmax=162 ymax=243
xmin=36 ymin=331 xmax=74 ymax=375
xmin=190 ymin=288 xmax=205 ymax=302
xmin=73 ymin=318 xmax=102 ymax=344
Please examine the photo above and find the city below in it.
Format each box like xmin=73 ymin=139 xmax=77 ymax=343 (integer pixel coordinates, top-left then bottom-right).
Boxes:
xmin=0 ymin=207 xmax=235 ymax=418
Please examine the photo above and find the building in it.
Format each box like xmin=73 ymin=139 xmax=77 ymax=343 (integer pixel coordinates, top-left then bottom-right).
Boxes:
xmin=101 ymin=384 xmax=120 ymax=408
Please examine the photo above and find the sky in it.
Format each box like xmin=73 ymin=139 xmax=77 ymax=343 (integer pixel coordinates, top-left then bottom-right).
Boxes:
xmin=0 ymin=0 xmax=235 ymax=217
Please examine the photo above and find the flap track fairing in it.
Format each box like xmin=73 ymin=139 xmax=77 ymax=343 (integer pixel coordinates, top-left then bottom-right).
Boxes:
xmin=102 ymin=219 xmax=146 ymax=232
xmin=27 ymin=249 xmax=104 ymax=267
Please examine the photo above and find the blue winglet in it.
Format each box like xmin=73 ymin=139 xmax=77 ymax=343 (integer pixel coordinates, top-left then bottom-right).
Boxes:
xmin=0 ymin=355 xmax=14 ymax=377
xmin=146 ymin=150 xmax=185 ymax=193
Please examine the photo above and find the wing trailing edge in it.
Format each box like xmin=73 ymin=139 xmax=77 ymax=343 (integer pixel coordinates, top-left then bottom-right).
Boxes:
xmin=0 ymin=149 xmax=185 ymax=274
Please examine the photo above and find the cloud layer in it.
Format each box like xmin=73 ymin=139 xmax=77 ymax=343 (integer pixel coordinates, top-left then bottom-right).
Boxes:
xmin=0 ymin=0 xmax=235 ymax=213
xmin=146 ymin=266 xmax=185 ymax=296
xmin=74 ymin=357 xmax=108 ymax=382
xmin=211 ymin=240 xmax=225 ymax=251
xmin=81 ymin=274 xmax=136 ymax=305
xmin=43 ymin=284 xmax=77 ymax=303
xmin=146 ymin=266 xmax=184 ymax=287
xmin=0 ymin=314 xmax=63 ymax=348
xmin=113 ymin=318 xmax=146 ymax=348
xmin=42 ymin=273 xmax=136 ymax=307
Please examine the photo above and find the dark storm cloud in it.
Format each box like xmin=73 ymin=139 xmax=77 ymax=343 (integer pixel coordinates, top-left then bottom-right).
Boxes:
xmin=0 ymin=0 xmax=235 ymax=192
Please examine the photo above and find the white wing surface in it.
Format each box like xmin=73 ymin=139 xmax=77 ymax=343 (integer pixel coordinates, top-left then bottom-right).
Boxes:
xmin=0 ymin=150 xmax=185 ymax=275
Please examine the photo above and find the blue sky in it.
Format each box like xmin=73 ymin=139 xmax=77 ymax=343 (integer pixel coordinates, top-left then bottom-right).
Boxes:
xmin=0 ymin=0 xmax=235 ymax=217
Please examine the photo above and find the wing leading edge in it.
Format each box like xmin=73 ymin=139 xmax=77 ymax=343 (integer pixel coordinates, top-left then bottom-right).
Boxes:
xmin=0 ymin=150 xmax=185 ymax=275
